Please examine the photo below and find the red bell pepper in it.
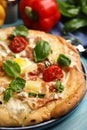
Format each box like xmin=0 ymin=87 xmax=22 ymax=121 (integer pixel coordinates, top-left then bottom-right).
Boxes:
xmin=19 ymin=0 xmax=61 ymax=32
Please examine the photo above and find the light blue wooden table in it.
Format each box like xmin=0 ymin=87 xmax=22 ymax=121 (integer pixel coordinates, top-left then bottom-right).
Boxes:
xmin=2 ymin=20 xmax=87 ymax=130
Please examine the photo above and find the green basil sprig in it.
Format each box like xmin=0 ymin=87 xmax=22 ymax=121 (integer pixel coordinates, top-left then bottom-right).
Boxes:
xmin=9 ymin=77 xmax=26 ymax=92
xmin=29 ymin=92 xmax=37 ymax=97
xmin=4 ymin=88 xmax=13 ymax=102
xmin=56 ymin=80 xmax=64 ymax=92
xmin=3 ymin=60 xmax=21 ymax=77
xmin=63 ymin=18 xmax=87 ymax=33
xmin=3 ymin=60 xmax=26 ymax=102
xmin=56 ymin=0 xmax=87 ymax=33
xmin=56 ymin=0 xmax=80 ymax=18
xmin=4 ymin=77 xmax=26 ymax=102
xmin=34 ymin=40 xmax=51 ymax=62
xmin=29 ymin=92 xmax=45 ymax=98
xmin=57 ymin=54 xmax=71 ymax=67
xmin=12 ymin=25 xmax=28 ymax=37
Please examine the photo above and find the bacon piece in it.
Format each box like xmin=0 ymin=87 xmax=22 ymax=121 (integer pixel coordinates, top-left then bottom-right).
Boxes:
xmin=28 ymin=72 xmax=38 ymax=81
xmin=37 ymin=63 xmax=45 ymax=72
xmin=25 ymin=46 xmax=34 ymax=61
xmin=47 ymin=82 xmax=57 ymax=92
xmin=0 ymin=61 xmax=5 ymax=76
xmin=34 ymin=36 xmax=42 ymax=44
xmin=36 ymin=96 xmax=58 ymax=109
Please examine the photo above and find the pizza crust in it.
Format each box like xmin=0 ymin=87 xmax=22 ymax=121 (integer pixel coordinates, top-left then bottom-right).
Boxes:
xmin=0 ymin=27 xmax=86 ymax=127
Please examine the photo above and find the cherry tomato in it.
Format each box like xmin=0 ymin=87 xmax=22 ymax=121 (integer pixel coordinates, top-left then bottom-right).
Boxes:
xmin=43 ymin=65 xmax=63 ymax=82
xmin=9 ymin=36 xmax=28 ymax=53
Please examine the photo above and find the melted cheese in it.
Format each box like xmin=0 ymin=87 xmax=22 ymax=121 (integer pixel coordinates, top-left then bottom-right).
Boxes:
xmin=14 ymin=58 xmax=37 ymax=73
xmin=6 ymin=98 xmax=31 ymax=120
xmin=0 ymin=41 xmax=10 ymax=53
xmin=25 ymin=80 xmax=43 ymax=93
xmin=0 ymin=87 xmax=5 ymax=94
xmin=17 ymin=92 xmax=28 ymax=98
xmin=0 ymin=41 xmax=11 ymax=58
xmin=15 ymin=50 xmax=26 ymax=58
xmin=0 ymin=32 xmax=7 ymax=40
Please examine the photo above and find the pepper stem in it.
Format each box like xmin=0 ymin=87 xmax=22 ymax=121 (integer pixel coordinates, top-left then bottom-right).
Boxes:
xmin=25 ymin=6 xmax=39 ymax=21
xmin=25 ymin=6 xmax=33 ymax=18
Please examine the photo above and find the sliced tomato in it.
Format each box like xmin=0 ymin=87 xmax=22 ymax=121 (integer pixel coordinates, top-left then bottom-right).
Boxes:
xmin=9 ymin=36 xmax=28 ymax=53
xmin=43 ymin=65 xmax=63 ymax=82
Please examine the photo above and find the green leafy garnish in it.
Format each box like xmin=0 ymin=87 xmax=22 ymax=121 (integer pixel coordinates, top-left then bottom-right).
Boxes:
xmin=63 ymin=18 xmax=87 ymax=33
xmin=3 ymin=60 xmax=21 ymax=77
xmin=57 ymin=54 xmax=71 ymax=67
xmin=4 ymin=77 xmax=26 ymax=102
xmin=56 ymin=0 xmax=87 ymax=33
xmin=56 ymin=0 xmax=80 ymax=18
xmin=28 ymin=92 xmax=45 ymax=98
xmin=28 ymin=92 xmax=37 ymax=97
xmin=9 ymin=77 xmax=26 ymax=92
xmin=34 ymin=40 xmax=51 ymax=62
xmin=4 ymin=88 xmax=13 ymax=102
xmin=38 ymin=93 xmax=45 ymax=98
xmin=56 ymin=80 xmax=64 ymax=92
xmin=3 ymin=60 xmax=26 ymax=102
xmin=12 ymin=25 xmax=28 ymax=37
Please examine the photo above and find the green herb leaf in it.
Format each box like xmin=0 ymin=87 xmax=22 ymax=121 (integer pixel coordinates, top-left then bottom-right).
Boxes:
xmin=12 ymin=25 xmax=28 ymax=37
xmin=82 ymin=6 xmax=87 ymax=15
xmin=57 ymin=54 xmax=71 ymax=67
xmin=9 ymin=77 xmax=26 ymax=92
xmin=66 ymin=0 xmax=80 ymax=5
xmin=56 ymin=0 xmax=87 ymax=32
xmin=56 ymin=80 xmax=64 ymax=92
xmin=56 ymin=0 xmax=80 ymax=17
xmin=3 ymin=60 xmax=21 ymax=77
xmin=28 ymin=92 xmax=45 ymax=98
xmin=34 ymin=40 xmax=51 ymax=62
xmin=28 ymin=92 xmax=37 ymax=97
xmin=4 ymin=88 xmax=13 ymax=102
xmin=63 ymin=18 xmax=87 ymax=33
xmin=80 ymin=0 xmax=87 ymax=7
xmin=38 ymin=93 xmax=45 ymax=98
xmin=81 ymin=0 xmax=87 ymax=15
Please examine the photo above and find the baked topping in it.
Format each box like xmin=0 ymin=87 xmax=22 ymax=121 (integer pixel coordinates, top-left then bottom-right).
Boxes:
xmin=0 ymin=25 xmax=74 ymax=108
xmin=57 ymin=54 xmax=71 ymax=67
xmin=34 ymin=40 xmax=51 ymax=62
xmin=43 ymin=65 xmax=63 ymax=82
xmin=9 ymin=36 xmax=28 ymax=53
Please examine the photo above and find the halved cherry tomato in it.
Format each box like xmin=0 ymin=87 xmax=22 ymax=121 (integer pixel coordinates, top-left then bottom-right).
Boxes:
xmin=43 ymin=65 xmax=63 ymax=82
xmin=9 ymin=36 xmax=28 ymax=53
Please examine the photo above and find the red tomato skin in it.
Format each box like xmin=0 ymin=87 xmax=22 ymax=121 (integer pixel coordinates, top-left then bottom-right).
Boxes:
xmin=43 ymin=65 xmax=63 ymax=82
xmin=9 ymin=36 xmax=28 ymax=53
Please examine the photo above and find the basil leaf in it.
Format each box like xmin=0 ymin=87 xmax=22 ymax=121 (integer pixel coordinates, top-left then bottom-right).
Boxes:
xmin=28 ymin=92 xmax=45 ymax=98
xmin=80 ymin=0 xmax=87 ymax=7
xmin=63 ymin=18 xmax=87 ymax=33
xmin=82 ymin=6 xmax=87 ymax=15
xmin=56 ymin=0 xmax=80 ymax=17
xmin=38 ymin=93 xmax=45 ymax=98
xmin=56 ymin=80 xmax=64 ymax=92
xmin=9 ymin=77 xmax=26 ymax=92
xmin=4 ymin=88 xmax=13 ymax=102
xmin=57 ymin=54 xmax=71 ymax=67
xmin=3 ymin=60 xmax=21 ymax=77
xmin=12 ymin=25 xmax=28 ymax=37
xmin=28 ymin=92 xmax=37 ymax=97
xmin=34 ymin=40 xmax=51 ymax=62
xmin=66 ymin=0 xmax=80 ymax=5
